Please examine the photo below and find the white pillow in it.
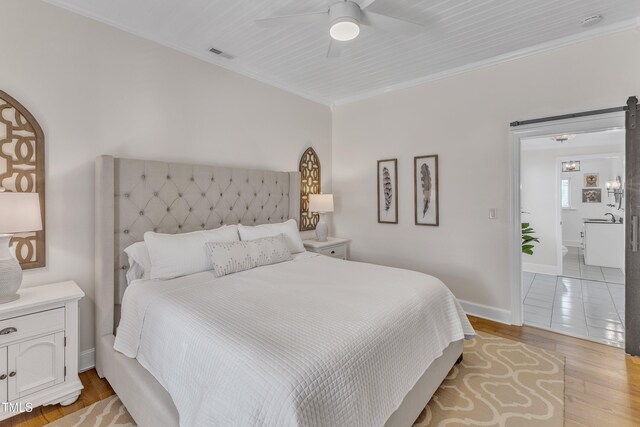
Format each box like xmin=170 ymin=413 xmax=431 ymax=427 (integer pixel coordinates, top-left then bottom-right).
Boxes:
xmin=145 ymin=225 xmax=240 ymax=280
xmin=205 ymin=234 xmax=292 ymax=277
xmin=238 ymin=219 xmax=305 ymax=254
xmin=123 ymin=241 xmax=152 ymax=283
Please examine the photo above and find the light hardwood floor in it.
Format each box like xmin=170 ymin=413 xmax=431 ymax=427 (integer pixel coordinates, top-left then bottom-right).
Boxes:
xmin=5 ymin=370 xmax=115 ymax=427
xmin=6 ymin=316 xmax=640 ymax=427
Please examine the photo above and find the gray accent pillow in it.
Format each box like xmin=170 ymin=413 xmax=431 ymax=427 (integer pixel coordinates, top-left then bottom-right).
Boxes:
xmin=205 ymin=234 xmax=293 ymax=277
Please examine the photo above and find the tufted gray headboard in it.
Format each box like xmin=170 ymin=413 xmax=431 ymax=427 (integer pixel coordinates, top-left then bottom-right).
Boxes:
xmin=95 ymin=155 xmax=301 ymax=340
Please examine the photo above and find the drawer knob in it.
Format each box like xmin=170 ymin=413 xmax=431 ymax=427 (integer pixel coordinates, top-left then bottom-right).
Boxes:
xmin=0 ymin=374 xmax=5 ymax=380
xmin=0 ymin=327 xmax=17 ymax=335
xmin=8 ymin=371 xmax=15 ymax=377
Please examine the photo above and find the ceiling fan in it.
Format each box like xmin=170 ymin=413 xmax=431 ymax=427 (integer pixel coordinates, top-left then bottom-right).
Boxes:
xmin=255 ymin=0 xmax=426 ymax=58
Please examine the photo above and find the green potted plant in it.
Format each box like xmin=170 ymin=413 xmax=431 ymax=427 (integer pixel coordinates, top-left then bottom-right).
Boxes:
xmin=521 ymin=222 xmax=540 ymax=255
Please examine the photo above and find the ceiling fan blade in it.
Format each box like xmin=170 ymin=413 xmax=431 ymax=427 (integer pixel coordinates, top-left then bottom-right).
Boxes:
xmin=361 ymin=11 xmax=425 ymax=36
xmin=255 ymin=11 xmax=327 ymax=28
xmin=358 ymin=0 xmax=378 ymax=10
xmin=327 ymin=39 xmax=342 ymax=58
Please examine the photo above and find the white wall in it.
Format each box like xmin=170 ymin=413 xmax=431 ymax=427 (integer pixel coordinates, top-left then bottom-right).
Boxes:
xmin=520 ymin=148 xmax=560 ymax=273
xmin=520 ymin=144 xmax=623 ymax=274
xmin=0 ymin=0 xmax=332 ymax=360
xmin=332 ymin=29 xmax=640 ymax=319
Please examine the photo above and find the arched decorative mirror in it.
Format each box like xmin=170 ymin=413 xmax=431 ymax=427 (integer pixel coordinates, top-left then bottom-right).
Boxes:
xmin=0 ymin=91 xmax=45 ymax=269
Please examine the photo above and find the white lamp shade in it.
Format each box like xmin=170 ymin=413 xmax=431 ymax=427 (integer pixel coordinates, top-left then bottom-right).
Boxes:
xmin=309 ymin=194 xmax=334 ymax=213
xmin=0 ymin=192 xmax=43 ymax=234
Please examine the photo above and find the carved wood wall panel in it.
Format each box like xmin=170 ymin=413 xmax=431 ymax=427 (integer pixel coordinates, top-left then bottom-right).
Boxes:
xmin=0 ymin=91 xmax=45 ymax=269
xmin=299 ymin=147 xmax=320 ymax=231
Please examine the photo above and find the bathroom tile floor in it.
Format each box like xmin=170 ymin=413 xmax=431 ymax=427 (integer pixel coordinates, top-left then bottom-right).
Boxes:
xmin=561 ymin=246 xmax=624 ymax=283
xmin=523 ymin=248 xmax=625 ymax=348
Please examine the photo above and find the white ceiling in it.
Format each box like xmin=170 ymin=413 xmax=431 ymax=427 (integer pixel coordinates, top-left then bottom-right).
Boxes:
xmin=522 ymin=129 xmax=625 ymax=151
xmin=45 ymin=0 xmax=639 ymax=106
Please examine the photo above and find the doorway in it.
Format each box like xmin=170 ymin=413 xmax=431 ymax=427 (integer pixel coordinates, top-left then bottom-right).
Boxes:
xmin=521 ymin=133 xmax=625 ymax=347
xmin=509 ymin=110 xmax=626 ymax=347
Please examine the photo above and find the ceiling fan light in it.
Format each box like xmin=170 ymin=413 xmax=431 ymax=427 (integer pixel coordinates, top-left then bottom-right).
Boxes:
xmin=330 ymin=18 xmax=360 ymax=41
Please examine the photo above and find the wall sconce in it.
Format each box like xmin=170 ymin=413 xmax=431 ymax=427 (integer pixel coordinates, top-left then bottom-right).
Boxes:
xmin=606 ymin=176 xmax=624 ymax=209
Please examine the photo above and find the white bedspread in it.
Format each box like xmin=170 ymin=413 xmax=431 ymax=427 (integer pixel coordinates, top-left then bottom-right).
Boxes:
xmin=114 ymin=253 xmax=475 ymax=427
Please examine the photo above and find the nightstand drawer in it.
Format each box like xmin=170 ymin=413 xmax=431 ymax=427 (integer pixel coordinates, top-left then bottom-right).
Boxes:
xmin=303 ymin=237 xmax=350 ymax=260
xmin=0 ymin=308 xmax=64 ymax=346
xmin=317 ymin=245 xmax=346 ymax=259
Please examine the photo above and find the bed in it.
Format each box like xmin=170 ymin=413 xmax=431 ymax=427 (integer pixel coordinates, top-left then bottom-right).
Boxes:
xmin=94 ymin=155 xmax=474 ymax=427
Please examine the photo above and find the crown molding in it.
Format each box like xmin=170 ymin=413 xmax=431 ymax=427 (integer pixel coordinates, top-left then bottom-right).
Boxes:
xmin=42 ymin=0 xmax=333 ymax=107
xmin=331 ymin=17 xmax=640 ymax=107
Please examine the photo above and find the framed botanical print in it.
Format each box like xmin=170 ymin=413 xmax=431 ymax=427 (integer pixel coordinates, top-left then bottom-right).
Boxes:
xmin=377 ymin=159 xmax=398 ymax=224
xmin=414 ymin=155 xmax=439 ymax=226
xmin=584 ymin=173 xmax=599 ymax=187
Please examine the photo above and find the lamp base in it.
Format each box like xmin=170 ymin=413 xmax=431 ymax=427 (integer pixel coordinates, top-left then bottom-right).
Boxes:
xmin=315 ymin=215 xmax=328 ymax=242
xmin=0 ymin=235 xmax=22 ymax=304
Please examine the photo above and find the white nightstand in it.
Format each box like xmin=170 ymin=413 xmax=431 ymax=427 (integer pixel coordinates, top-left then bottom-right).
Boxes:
xmin=303 ymin=237 xmax=351 ymax=260
xmin=0 ymin=281 xmax=84 ymax=420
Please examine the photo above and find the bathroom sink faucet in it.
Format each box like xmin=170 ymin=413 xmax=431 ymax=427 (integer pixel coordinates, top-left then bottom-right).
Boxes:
xmin=605 ymin=213 xmax=616 ymax=223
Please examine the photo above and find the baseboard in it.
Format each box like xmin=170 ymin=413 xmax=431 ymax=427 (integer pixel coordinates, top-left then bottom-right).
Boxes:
xmin=79 ymin=348 xmax=96 ymax=372
xmin=459 ymin=299 xmax=511 ymax=325
xmin=522 ymin=262 xmax=560 ymax=276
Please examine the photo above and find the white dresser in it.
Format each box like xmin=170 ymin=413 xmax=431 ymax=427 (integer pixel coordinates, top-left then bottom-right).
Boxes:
xmin=303 ymin=237 xmax=351 ymax=260
xmin=0 ymin=281 xmax=84 ymax=420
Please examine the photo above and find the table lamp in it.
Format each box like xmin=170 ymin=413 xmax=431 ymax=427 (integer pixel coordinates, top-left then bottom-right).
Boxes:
xmin=0 ymin=191 xmax=43 ymax=303
xmin=309 ymin=194 xmax=334 ymax=242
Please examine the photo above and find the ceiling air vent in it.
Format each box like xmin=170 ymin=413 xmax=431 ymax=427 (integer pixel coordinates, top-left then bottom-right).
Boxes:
xmin=581 ymin=15 xmax=603 ymax=27
xmin=208 ymin=47 xmax=233 ymax=59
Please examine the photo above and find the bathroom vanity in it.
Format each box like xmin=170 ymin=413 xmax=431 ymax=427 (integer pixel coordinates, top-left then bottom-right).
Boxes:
xmin=582 ymin=219 xmax=624 ymax=269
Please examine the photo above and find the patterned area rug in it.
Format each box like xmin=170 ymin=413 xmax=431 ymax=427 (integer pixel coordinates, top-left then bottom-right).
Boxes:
xmin=47 ymin=332 xmax=564 ymax=427
xmin=414 ymin=332 xmax=565 ymax=427
xmin=46 ymin=395 xmax=135 ymax=427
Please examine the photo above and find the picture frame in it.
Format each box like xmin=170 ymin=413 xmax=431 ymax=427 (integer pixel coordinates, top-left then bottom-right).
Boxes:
xmin=414 ymin=155 xmax=439 ymax=226
xmin=582 ymin=188 xmax=602 ymax=203
xmin=584 ymin=173 xmax=599 ymax=187
xmin=377 ymin=159 xmax=398 ymax=224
